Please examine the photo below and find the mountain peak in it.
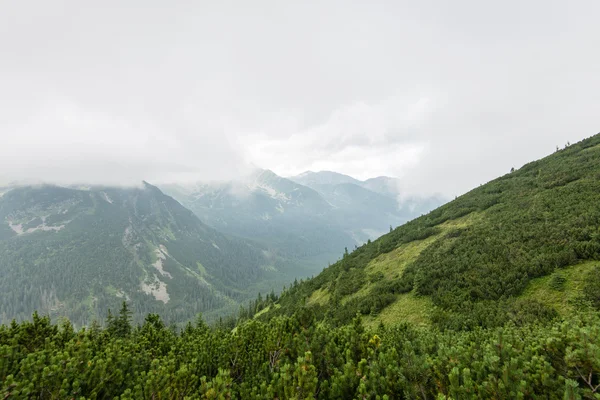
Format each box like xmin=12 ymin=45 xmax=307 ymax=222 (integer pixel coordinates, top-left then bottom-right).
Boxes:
xmin=290 ymin=170 xmax=360 ymax=186
xmin=141 ymin=180 xmax=164 ymax=194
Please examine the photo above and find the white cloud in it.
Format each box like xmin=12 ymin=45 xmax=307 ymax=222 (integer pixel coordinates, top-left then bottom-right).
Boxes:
xmin=1 ymin=0 xmax=599 ymax=198
xmin=0 ymin=97 xmax=248 ymax=186
xmin=238 ymin=96 xmax=432 ymax=180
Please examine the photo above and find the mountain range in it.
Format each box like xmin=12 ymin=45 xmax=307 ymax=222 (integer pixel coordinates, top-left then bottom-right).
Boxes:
xmin=0 ymin=169 xmax=442 ymax=326
xmin=161 ymin=169 xmax=443 ymax=264
xmin=0 ymin=182 xmax=297 ymax=325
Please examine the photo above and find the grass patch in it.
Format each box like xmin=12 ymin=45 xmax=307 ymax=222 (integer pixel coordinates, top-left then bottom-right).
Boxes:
xmin=366 ymin=233 xmax=440 ymax=279
xmin=196 ymin=261 xmax=206 ymax=275
xmin=520 ymin=261 xmax=599 ymax=315
xmin=105 ymin=285 xmax=118 ymax=296
xmin=439 ymin=211 xmax=483 ymax=229
xmin=82 ymin=293 xmax=95 ymax=308
xmin=581 ymin=142 xmax=600 ymax=153
xmin=364 ymin=291 xmax=433 ymax=329
xmin=307 ymin=288 xmax=331 ymax=306
xmin=343 ymin=213 xmax=483 ymax=310
xmin=253 ymin=304 xmax=280 ymax=319
xmin=260 ymin=264 xmax=277 ymax=272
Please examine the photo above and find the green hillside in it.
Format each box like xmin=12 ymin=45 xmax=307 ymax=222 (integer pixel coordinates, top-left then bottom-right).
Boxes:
xmin=264 ymin=133 xmax=600 ymax=329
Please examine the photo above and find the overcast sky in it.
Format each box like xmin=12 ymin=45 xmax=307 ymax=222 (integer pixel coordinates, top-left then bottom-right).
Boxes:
xmin=1 ymin=0 xmax=598 ymax=197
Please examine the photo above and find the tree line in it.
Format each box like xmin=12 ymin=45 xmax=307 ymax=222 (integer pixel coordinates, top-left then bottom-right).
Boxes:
xmin=2 ymin=303 xmax=600 ymax=398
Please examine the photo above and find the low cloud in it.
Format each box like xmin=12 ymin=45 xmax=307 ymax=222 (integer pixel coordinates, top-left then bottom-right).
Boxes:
xmin=238 ymin=96 xmax=432 ymax=181
xmin=1 ymin=1 xmax=599 ymax=198
xmin=0 ymin=96 xmax=249 ymax=186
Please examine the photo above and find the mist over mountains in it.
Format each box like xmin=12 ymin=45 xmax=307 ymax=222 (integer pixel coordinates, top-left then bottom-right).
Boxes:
xmin=0 ymin=169 xmax=442 ymax=325
xmin=161 ymin=169 xmax=444 ymax=264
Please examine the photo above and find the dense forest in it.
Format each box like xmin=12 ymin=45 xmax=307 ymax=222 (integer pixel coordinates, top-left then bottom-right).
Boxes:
xmin=1 ymin=304 xmax=600 ymax=398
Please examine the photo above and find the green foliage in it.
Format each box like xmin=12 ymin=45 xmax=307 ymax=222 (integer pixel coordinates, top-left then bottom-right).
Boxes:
xmin=106 ymin=302 xmax=133 ymax=338
xmin=583 ymin=266 xmax=600 ymax=310
xmin=550 ymin=273 xmax=568 ymax=291
xmin=2 ymin=310 xmax=600 ymax=398
xmin=520 ymin=261 xmax=599 ymax=317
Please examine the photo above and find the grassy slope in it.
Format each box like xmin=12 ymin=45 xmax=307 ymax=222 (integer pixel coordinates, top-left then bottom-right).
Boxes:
xmin=309 ymin=213 xmax=480 ymax=328
xmin=520 ymin=260 xmax=599 ymax=316
xmin=264 ymin=133 xmax=600 ymax=327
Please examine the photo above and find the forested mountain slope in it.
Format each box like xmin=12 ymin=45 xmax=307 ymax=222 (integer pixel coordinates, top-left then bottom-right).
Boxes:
xmin=0 ymin=182 xmax=286 ymax=326
xmin=265 ymin=133 xmax=600 ymax=329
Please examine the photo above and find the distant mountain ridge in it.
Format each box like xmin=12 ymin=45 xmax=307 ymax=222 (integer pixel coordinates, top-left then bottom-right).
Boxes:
xmin=161 ymin=169 xmax=354 ymax=262
xmin=161 ymin=169 xmax=445 ymax=267
xmin=289 ymin=170 xmax=444 ymax=237
xmin=291 ymin=170 xmax=362 ymax=186
xmin=290 ymin=171 xmax=400 ymax=197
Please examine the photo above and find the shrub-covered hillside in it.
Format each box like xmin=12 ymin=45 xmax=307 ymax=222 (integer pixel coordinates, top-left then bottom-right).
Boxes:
xmin=264 ymin=133 xmax=600 ymax=329
xmin=2 ymin=308 xmax=600 ymax=399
